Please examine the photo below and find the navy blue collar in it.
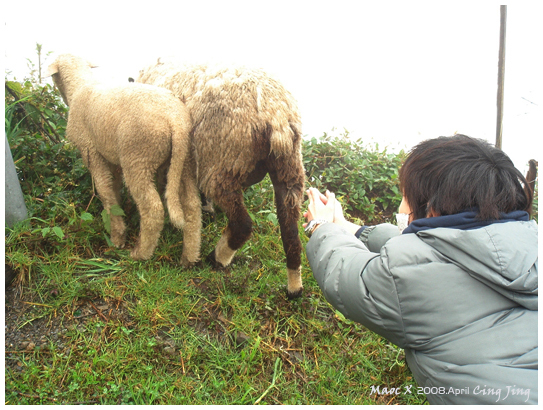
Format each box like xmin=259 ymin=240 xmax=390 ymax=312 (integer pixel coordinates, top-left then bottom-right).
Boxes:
xmin=402 ymin=210 xmax=530 ymax=234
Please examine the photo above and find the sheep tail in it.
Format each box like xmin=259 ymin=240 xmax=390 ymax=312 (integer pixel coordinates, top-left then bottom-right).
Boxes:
xmin=269 ymin=120 xmax=301 ymax=158
xmin=269 ymin=129 xmax=293 ymax=157
xmin=164 ymin=122 xmax=190 ymax=229
xmin=269 ymin=120 xmax=305 ymax=209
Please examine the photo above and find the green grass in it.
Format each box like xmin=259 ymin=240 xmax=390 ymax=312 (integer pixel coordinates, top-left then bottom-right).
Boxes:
xmin=5 ymin=177 xmax=426 ymax=405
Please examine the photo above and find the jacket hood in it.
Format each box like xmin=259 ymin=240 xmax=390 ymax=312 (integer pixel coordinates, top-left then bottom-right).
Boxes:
xmin=416 ymin=219 xmax=538 ymax=310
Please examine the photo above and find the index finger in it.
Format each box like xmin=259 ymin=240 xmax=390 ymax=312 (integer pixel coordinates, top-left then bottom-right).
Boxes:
xmin=307 ymin=188 xmax=323 ymax=202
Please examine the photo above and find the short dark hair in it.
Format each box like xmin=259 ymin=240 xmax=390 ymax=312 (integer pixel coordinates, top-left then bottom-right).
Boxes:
xmin=399 ymin=135 xmax=532 ymax=221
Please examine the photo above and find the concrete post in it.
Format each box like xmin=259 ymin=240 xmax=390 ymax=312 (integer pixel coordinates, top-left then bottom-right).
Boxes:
xmin=5 ymin=133 xmax=28 ymax=227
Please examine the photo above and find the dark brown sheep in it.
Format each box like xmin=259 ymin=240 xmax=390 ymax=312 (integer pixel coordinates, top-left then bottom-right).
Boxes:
xmin=137 ymin=60 xmax=306 ymax=298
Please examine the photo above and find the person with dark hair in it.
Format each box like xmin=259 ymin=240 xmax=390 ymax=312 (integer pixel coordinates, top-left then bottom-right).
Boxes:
xmin=304 ymin=135 xmax=537 ymax=405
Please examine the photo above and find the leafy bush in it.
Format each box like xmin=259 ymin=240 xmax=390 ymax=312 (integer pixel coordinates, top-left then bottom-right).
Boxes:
xmin=302 ymin=131 xmax=405 ymax=223
xmin=5 ymin=80 xmax=66 ymax=144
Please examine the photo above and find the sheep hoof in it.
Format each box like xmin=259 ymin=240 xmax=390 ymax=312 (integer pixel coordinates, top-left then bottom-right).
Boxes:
xmin=110 ymin=234 xmax=126 ymax=249
xmin=181 ymin=261 xmax=196 ymax=269
xmin=180 ymin=256 xmax=198 ymax=269
xmin=286 ymin=287 xmax=303 ymax=300
xmin=206 ymin=250 xmax=226 ymax=269
xmin=130 ymin=247 xmax=152 ymax=261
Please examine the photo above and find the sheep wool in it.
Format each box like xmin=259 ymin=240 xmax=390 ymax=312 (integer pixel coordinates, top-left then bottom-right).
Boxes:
xmin=47 ymin=54 xmax=201 ymax=264
xmin=137 ymin=60 xmax=306 ymax=298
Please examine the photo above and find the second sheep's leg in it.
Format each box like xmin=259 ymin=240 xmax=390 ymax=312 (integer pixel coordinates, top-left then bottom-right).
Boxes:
xmin=178 ymin=163 xmax=202 ymax=267
xmin=122 ymin=166 xmax=164 ymax=260
xmin=207 ymin=184 xmax=253 ymax=268
xmin=108 ymin=163 xmax=124 ymax=206
xmin=85 ymin=151 xmax=127 ymax=248
xmin=107 ymin=163 xmax=127 ymax=248
xmin=269 ymin=170 xmax=304 ymax=299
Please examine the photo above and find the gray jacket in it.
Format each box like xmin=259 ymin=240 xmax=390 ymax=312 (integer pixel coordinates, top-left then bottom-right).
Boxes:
xmin=306 ymin=219 xmax=538 ymax=405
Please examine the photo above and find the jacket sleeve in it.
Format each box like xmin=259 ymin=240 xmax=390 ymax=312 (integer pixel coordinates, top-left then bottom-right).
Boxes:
xmin=306 ymin=222 xmax=407 ymax=347
xmin=358 ymin=223 xmax=401 ymax=252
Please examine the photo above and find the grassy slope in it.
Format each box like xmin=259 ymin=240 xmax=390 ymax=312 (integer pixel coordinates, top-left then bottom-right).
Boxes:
xmin=5 ymin=177 xmax=425 ymax=405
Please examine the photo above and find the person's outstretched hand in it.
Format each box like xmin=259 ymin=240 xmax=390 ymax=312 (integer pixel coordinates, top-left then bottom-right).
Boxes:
xmin=303 ymin=188 xmax=336 ymax=227
xmin=303 ymin=187 xmax=362 ymax=235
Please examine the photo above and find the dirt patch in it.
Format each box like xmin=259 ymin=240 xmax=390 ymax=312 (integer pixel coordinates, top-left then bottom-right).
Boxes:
xmin=4 ymin=281 xmax=131 ymax=374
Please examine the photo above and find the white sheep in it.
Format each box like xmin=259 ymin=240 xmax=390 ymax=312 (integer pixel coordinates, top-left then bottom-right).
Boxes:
xmin=47 ymin=54 xmax=201 ymax=264
xmin=137 ymin=59 xmax=306 ymax=298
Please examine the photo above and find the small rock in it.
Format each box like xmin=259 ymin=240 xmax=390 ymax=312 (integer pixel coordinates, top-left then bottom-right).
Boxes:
xmin=218 ymin=314 xmax=230 ymax=324
xmin=288 ymin=351 xmax=303 ymax=363
xmin=164 ymin=346 xmax=176 ymax=356
xmin=25 ymin=342 xmax=36 ymax=351
xmin=235 ymin=331 xmax=250 ymax=346
xmin=19 ymin=341 xmax=29 ymax=350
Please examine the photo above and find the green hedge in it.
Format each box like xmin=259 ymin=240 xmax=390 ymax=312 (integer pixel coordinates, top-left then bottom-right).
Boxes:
xmin=302 ymin=132 xmax=405 ymax=223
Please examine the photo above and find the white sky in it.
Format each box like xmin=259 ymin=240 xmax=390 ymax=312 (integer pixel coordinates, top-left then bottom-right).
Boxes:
xmin=3 ymin=1 xmax=542 ymax=173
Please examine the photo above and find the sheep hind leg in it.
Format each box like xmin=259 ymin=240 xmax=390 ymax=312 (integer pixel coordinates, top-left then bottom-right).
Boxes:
xmin=123 ymin=168 xmax=164 ymax=260
xmin=207 ymin=189 xmax=252 ymax=268
xmin=269 ymin=171 xmax=304 ymax=299
xmin=86 ymin=152 xmax=126 ymax=248
xmin=179 ymin=168 xmax=202 ymax=267
xmin=108 ymin=163 xmax=126 ymax=247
